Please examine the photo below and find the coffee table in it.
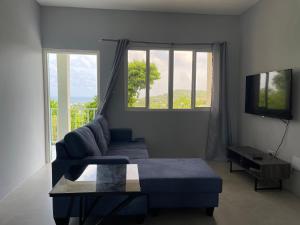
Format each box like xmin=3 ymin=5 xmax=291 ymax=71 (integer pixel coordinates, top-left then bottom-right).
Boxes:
xmin=49 ymin=164 xmax=145 ymax=225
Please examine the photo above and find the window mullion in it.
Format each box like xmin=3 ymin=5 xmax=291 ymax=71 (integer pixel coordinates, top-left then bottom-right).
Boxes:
xmin=191 ymin=51 xmax=196 ymax=109
xmin=146 ymin=49 xmax=150 ymax=109
xmin=169 ymin=49 xmax=174 ymax=109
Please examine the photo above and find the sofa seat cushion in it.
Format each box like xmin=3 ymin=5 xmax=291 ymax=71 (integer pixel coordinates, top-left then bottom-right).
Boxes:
xmin=131 ymin=158 xmax=222 ymax=193
xmin=64 ymin=126 xmax=101 ymax=159
xmin=86 ymin=121 xmax=109 ymax=155
xmin=106 ymin=148 xmax=149 ymax=159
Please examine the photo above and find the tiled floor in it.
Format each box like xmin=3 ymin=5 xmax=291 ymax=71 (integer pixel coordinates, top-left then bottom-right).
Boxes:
xmin=0 ymin=162 xmax=300 ymax=225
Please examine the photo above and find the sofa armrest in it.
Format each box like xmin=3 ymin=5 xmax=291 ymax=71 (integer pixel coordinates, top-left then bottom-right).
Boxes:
xmin=82 ymin=156 xmax=130 ymax=164
xmin=110 ymin=128 xmax=133 ymax=142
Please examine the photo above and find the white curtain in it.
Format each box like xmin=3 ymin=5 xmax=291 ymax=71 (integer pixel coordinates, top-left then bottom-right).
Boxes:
xmin=205 ymin=42 xmax=232 ymax=160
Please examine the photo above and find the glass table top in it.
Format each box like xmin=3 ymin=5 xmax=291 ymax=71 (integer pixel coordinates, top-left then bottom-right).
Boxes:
xmin=49 ymin=164 xmax=140 ymax=197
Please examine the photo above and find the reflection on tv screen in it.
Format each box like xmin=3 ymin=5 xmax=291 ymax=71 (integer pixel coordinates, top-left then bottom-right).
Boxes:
xmin=258 ymin=71 xmax=288 ymax=110
xmin=245 ymin=69 xmax=292 ymax=120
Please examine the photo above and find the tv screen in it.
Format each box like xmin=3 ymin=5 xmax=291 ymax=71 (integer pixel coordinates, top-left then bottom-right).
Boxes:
xmin=245 ymin=69 xmax=292 ymax=120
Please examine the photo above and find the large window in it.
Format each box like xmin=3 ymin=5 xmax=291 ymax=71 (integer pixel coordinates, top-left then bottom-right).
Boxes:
xmin=127 ymin=48 xmax=212 ymax=110
xmin=46 ymin=50 xmax=99 ymax=162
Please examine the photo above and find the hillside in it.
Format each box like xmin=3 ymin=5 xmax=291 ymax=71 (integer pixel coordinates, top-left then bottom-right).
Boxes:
xmin=133 ymin=90 xmax=210 ymax=108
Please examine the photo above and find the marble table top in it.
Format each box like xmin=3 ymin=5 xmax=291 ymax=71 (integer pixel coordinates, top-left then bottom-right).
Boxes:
xmin=49 ymin=164 xmax=140 ymax=197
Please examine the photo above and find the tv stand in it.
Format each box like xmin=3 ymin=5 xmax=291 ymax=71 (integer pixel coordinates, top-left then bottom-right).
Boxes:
xmin=227 ymin=146 xmax=291 ymax=191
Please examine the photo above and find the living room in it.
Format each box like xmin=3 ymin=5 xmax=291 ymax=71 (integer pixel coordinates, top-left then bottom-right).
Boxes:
xmin=0 ymin=0 xmax=300 ymax=225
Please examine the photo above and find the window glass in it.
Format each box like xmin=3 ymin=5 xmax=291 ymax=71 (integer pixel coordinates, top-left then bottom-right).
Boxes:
xmin=173 ymin=51 xmax=193 ymax=109
xmin=127 ymin=50 xmax=147 ymax=107
xmin=195 ymin=52 xmax=212 ymax=107
xmin=149 ymin=50 xmax=169 ymax=109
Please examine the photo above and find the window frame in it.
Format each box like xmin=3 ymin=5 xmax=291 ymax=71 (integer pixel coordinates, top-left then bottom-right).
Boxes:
xmin=43 ymin=48 xmax=100 ymax=163
xmin=125 ymin=45 xmax=212 ymax=112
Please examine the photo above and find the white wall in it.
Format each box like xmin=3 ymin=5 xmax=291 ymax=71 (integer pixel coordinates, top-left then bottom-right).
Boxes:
xmin=240 ymin=0 xmax=300 ymax=195
xmin=0 ymin=0 xmax=45 ymax=200
xmin=41 ymin=7 xmax=241 ymax=158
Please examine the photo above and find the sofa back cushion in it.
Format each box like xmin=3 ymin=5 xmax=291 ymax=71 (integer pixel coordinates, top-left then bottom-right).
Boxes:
xmin=86 ymin=121 xmax=109 ymax=155
xmin=64 ymin=126 xmax=101 ymax=159
xmin=95 ymin=114 xmax=111 ymax=144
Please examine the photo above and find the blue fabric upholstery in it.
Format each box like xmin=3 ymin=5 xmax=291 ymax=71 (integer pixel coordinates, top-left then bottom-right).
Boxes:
xmin=86 ymin=121 xmax=109 ymax=155
xmin=52 ymin=116 xmax=222 ymax=219
xmin=110 ymin=128 xmax=132 ymax=142
xmin=109 ymin=141 xmax=147 ymax=150
xmin=106 ymin=148 xmax=149 ymax=159
xmin=132 ymin=158 xmax=222 ymax=193
xmin=55 ymin=140 xmax=69 ymax=160
xmin=107 ymin=139 xmax=148 ymax=159
xmin=64 ymin=126 xmax=101 ymax=159
xmin=147 ymin=193 xmax=219 ymax=208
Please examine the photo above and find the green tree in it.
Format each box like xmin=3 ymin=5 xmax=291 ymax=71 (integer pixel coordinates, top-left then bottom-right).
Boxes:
xmin=49 ymin=97 xmax=98 ymax=143
xmin=128 ymin=60 xmax=160 ymax=107
xmin=84 ymin=96 xmax=99 ymax=122
xmin=50 ymin=99 xmax=58 ymax=108
xmin=84 ymin=96 xmax=98 ymax=109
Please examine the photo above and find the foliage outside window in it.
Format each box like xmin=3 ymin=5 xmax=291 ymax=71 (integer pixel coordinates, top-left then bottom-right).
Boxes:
xmin=50 ymin=97 xmax=98 ymax=144
xmin=48 ymin=52 xmax=98 ymax=145
xmin=127 ymin=48 xmax=213 ymax=110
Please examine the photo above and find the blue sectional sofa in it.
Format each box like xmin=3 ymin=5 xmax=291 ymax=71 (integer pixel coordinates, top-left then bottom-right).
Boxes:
xmin=52 ymin=115 xmax=222 ymax=224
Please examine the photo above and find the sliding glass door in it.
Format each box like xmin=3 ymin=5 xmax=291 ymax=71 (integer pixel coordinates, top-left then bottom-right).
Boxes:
xmin=45 ymin=50 xmax=99 ymax=162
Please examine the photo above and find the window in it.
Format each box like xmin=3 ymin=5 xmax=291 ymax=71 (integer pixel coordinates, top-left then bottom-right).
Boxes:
xmin=150 ymin=50 xmax=169 ymax=109
xmin=127 ymin=48 xmax=212 ymax=110
xmin=127 ymin=50 xmax=146 ymax=107
xmin=173 ymin=51 xmax=193 ymax=109
xmin=196 ymin=52 xmax=213 ymax=107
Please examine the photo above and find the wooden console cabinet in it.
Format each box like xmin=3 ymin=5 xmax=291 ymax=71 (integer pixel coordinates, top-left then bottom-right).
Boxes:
xmin=227 ymin=146 xmax=291 ymax=191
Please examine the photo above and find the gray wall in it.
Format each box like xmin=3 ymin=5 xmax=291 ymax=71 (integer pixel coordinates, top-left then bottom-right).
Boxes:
xmin=41 ymin=7 xmax=240 ymax=157
xmin=0 ymin=0 xmax=45 ymax=199
xmin=240 ymin=0 xmax=300 ymax=195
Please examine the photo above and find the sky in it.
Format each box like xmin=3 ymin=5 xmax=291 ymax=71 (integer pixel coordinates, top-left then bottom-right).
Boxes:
xmin=128 ymin=50 xmax=210 ymax=98
xmin=49 ymin=53 xmax=97 ymax=100
xmin=49 ymin=50 xmax=210 ymax=101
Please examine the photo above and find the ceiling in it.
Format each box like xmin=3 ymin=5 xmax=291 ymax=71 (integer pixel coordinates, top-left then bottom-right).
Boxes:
xmin=37 ymin=0 xmax=260 ymax=15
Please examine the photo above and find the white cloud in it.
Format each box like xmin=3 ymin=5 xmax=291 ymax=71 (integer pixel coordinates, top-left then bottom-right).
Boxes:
xmin=49 ymin=53 xmax=98 ymax=100
xmin=128 ymin=50 xmax=209 ymax=96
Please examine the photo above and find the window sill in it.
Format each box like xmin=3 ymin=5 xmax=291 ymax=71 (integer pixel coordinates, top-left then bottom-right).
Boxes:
xmin=125 ymin=107 xmax=211 ymax=112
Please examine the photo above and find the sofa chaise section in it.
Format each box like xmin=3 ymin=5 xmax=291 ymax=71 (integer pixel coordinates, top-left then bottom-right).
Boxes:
xmin=132 ymin=158 xmax=222 ymax=215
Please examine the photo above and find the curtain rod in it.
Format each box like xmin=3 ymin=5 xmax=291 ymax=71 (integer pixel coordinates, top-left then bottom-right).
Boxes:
xmin=100 ymin=38 xmax=214 ymax=46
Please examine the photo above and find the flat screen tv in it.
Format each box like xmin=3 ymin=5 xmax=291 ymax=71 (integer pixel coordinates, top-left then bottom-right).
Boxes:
xmin=245 ymin=69 xmax=293 ymax=120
